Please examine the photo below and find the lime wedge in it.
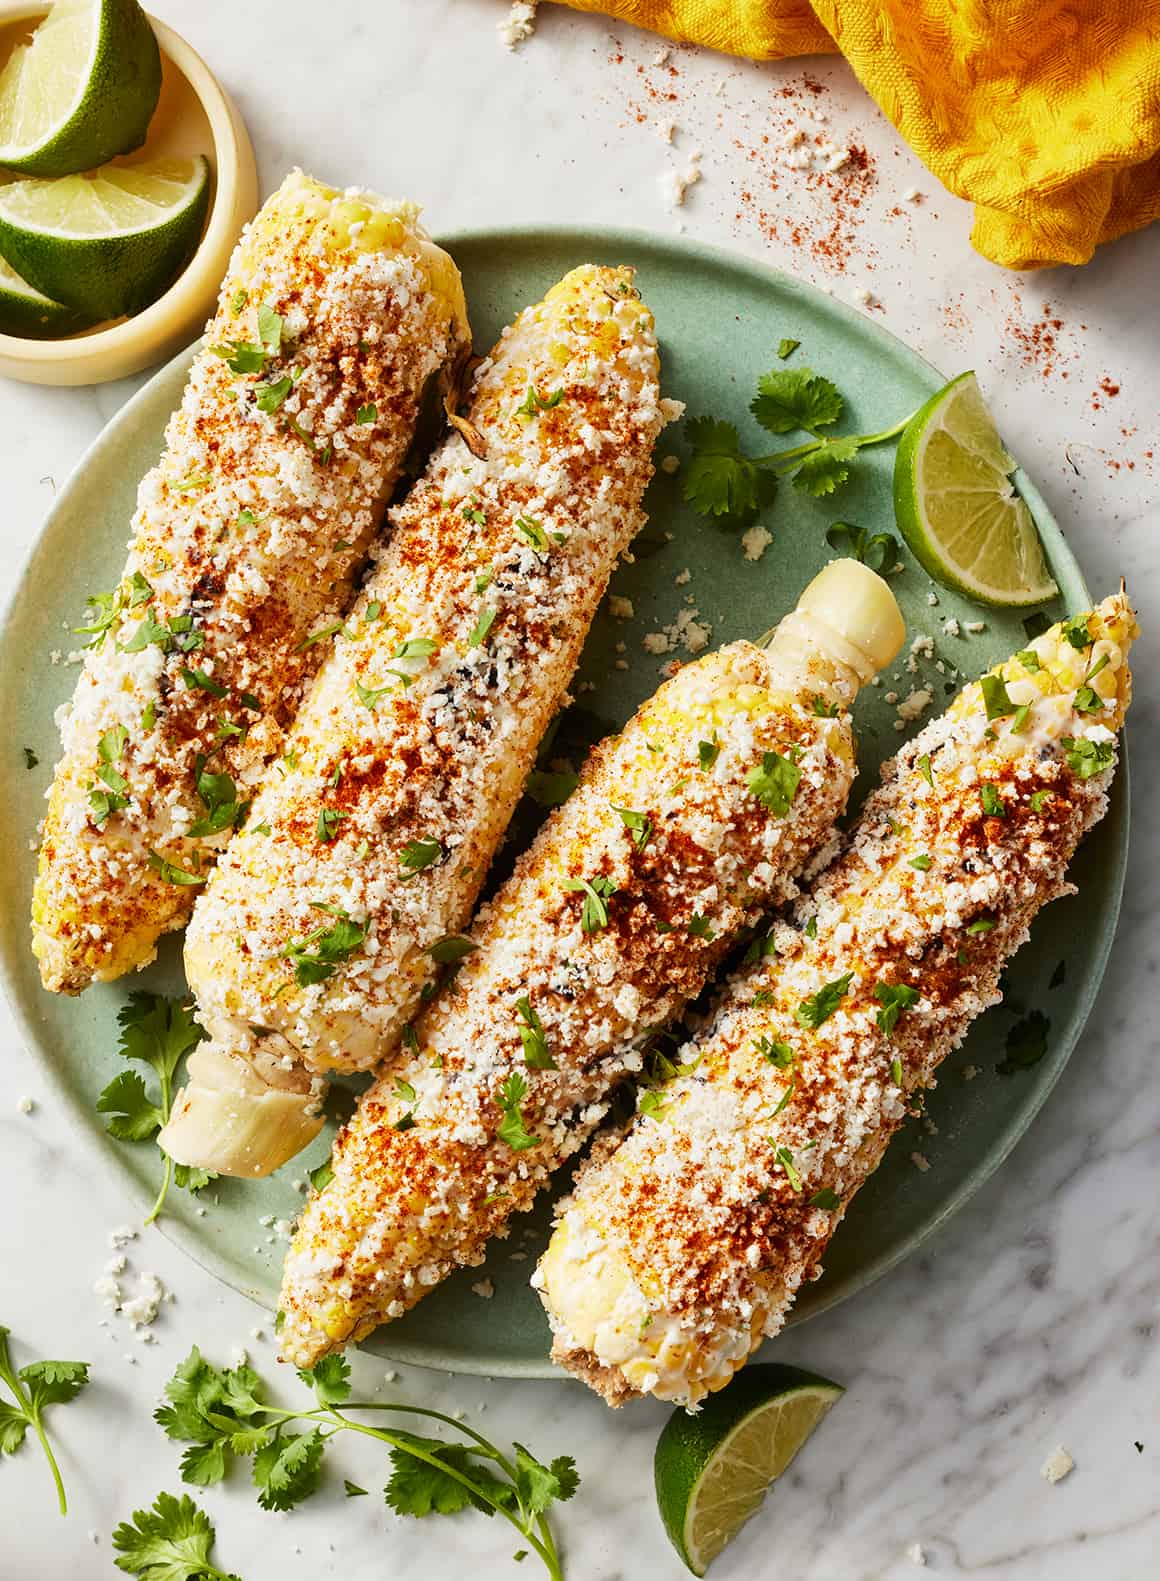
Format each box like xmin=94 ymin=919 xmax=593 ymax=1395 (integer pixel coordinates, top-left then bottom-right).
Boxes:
xmin=0 ymin=253 xmax=94 ymax=338
xmin=0 ymin=0 xmax=161 ymax=177
xmin=654 ymin=1364 xmax=844 ymax=1575
xmin=0 ymin=155 xmax=211 ymax=321
xmin=894 ymin=371 xmax=1057 ymax=608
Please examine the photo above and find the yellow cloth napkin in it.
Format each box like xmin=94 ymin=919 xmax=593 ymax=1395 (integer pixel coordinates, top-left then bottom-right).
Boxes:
xmin=552 ymin=0 xmax=1160 ymax=269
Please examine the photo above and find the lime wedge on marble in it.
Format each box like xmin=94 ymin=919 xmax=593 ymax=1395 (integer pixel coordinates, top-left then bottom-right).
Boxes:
xmin=0 ymin=0 xmax=161 ymax=177
xmin=0 ymin=155 xmax=211 ymax=321
xmin=654 ymin=1364 xmax=844 ymax=1575
xmin=894 ymin=370 xmax=1057 ymax=608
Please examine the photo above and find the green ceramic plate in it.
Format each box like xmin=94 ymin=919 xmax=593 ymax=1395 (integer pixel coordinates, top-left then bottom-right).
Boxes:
xmin=0 ymin=228 xmax=1128 ymax=1378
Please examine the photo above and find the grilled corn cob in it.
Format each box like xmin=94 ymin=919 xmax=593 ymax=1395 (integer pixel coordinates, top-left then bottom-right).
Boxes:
xmin=161 ymin=265 xmax=671 ymax=1178
xmin=32 ymin=170 xmax=467 ymax=994
xmin=536 ymin=593 xmax=1136 ymax=1408
xmin=276 ymin=561 xmax=905 ymax=1368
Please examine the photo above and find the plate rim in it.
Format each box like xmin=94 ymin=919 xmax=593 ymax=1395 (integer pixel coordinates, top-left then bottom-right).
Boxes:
xmin=0 ymin=224 xmax=1129 ymax=1380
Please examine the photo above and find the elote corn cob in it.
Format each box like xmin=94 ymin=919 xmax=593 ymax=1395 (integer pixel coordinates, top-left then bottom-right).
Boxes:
xmin=32 ymin=170 xmax=467 ymax=994
xmin=276 ymin=561 xmax=905 ymax=1368
xmin=161 ymin=264 xmax=670 ymax=1178
xmin=536 ymin=593 xmax=1136 ymax=1408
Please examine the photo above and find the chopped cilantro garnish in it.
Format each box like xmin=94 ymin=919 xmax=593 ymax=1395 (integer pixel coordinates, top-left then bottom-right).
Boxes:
xmin=1015 ymin=648 xmax=1041 ymax=672
xmin=516 ymin=997 xmax=556 ymax=1069
xmin=316 ymin=807 xmax=346 ymax=843
xmin=1062 ymin=614 xmax=1093 ymax=650
xmin=811 ymin=695 xmax=840 ymax=717
xmin=515 ymin=515 xmax=550 ymax=552
xmin=917 ymin=753 xmax=934 ymax=787
xmin=255 ymin=374 xmax=293 ymax=414
xmin=298 ymin=621 xmax=345 ymax=651
xmin=777 ymin=338 xmax=800 ymax=359
xmin=180 ymin=667 xmax=227 ymax=699
xmin=398 ymin=837 xmax=444 ymax=877
xmin=356 ymin=403 xmax=377 ymax=424
xmin=698 ymin=737 xmax=720 ymax=770
xmin=613 ymin=805 xmax=652 ymax=849
xmin=771 ymin=1143 xmax=802 ymax=1192
xmin=688 ymin=913 xmax=716 ymax=941
xmin=281 ymin=904 xmax=367 ymax=985
xmin=809 ymin=1187 xmax=841 ymax=1210
xmin=147 ymin=850 xmax=205 ymax=886
xmin=563 ymin=874 xmax=617 ymax=933
xmin=427 ymin=934 xmax=477 ymax=965
xmin=189 ymin=763 xmax=245 ymax=837
xmin=22 ymin=746 xmax=38 ymax=769
xmin=496 ymin=1071 xmax=538 ymax=1151
xmin=874 ymin=981 xmax=920 ymax=1036
xmin=795 ymin=971 xmax=853 ymax=1031
xmin=909 ymin=853 xmax=932 ymax=870
xmin=1029 ymin=789 xmax=1052 ymax=812
xmin=1061 ymin=735 xmax=1114 ymax=779
xmin=965 ymin=917 xmax=995 ymax=935
xmin=515 ymin=385 xmax=564 ymax=417
xmin=746 ymin=749 xmax=802 ymax=817
xmin=772 ymin=1078 xmax=795 ymax=1117
xmin=979 ymin=673 xmax=1014 ymax=720
xmin=467 ymin=606 xmax=497 ymax=648
xmin=890 ymin=1056 xmax=903 ymax=1086
xmin=979 ymin=783 xmax=1006 ymax=817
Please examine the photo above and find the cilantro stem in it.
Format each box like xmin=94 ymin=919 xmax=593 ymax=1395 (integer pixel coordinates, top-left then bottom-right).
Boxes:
xmin=0 ymin=1345 xmax=68 ymax=1515
xmin=143 ymin=1058 xmax=175 ymax=1226
xmin=752 ymin=410 xmax=913 ymax=469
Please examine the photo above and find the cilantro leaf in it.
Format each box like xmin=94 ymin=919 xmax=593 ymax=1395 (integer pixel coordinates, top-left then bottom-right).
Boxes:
xmin=496 ymin=1071 xmax=539 ymax=1152
xmin=777 ymin=338 xmax=800 ymax=360
xmin=516 ymin=997 xmax=557 ymax=1070
xmin=513 ymin=1444 xmax=579 ymax=1515
xmin=683 ymin=417 xmax=776 ymax=524
xmin=112 ymin=1490 xmax=239 ymax=1581
xmin=746 ymin=749 xmax=802 ymax=817
xmin=563 ymin=874 xmax=617 ymax=933
xmin=796 ymin=972 xmax=854 ymax=1031
xmin=791 ymin=434 xmax=861 ymax=496
xmin=253 ymin=1428 xmax=325 ymax=1511
xmin=385 ymin=1433 xmax=513 ymax=1518
xmin=297 ymin=1353 xmax=351 ymax=1407
xmin=1061 ymin=735 xmax=1115 ymax=780
xmin=809 ymin=1187 xmax=842 ymax=1210
xmin=282 ymin=905 xmax=367 ymax=986
xmin=96 ymin=1069 xmax=165 ymax=1141
xmin=980 ymin=673 xmax=1014 ymax=720
xmin=874 ymin=981 xmax=920 ymax=1037
xmin=751 ymin=367 xmax=843 ymax=435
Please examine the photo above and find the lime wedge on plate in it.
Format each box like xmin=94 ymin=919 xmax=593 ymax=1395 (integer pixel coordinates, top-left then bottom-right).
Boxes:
xmin=894 ymin=370 xmax=1058 ymax=608
xmin=654 ymin=1363 xmax=844 ymax=1575
xmin=0 ymin=0 xmax=161 ymax=177
xmin=0 ymin=254 xmax=94 ymax=338
xmin=0 ymin=155 xmax=211 ymax=322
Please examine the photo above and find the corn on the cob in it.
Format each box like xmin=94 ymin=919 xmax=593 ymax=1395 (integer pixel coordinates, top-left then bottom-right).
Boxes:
xmin=32 ymin=170 xmax=467 ymax=994
xmin=276 ymin=562 xmax=905 ymax=1368
xmin=160 ymin=265 xmax=671 ymax=1178
xmin=535 ymin=593 xmax=1136 ymax=1408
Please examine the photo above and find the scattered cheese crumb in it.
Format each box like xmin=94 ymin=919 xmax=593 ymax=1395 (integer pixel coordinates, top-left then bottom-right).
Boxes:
xmin=674 ymin=568 xmax=691 ymax=586
xmin=897 ymin=687 xmax=933 ymax=723
xmin=16 ymin=1096 xmax=34 ymax=1115
xmin=109 ymin=1226 xmax=138 ymax=1249
xmin=659 ymin=453 xmax=680 ymax=474
xmin=907 ymin=1542 xmax=927 ymax=1566
xmin=471 ymin=1279 xmax=495 ymax=1300
xmin=942 ymin=618 xmax=961 ymax=638
xmin=643 ymin=632 xmax=671 ymax=656
xmin=120 ymin=1273 xmax=167 ymax=1330
xmin=652 ymin=46 xmax=671 ymax=66
xmin=902 ymin=186 xmax=922 ymax=203
xmin=497 ymin=0 xmax=538 ymax=50
xmin=741 ymin=525 xmax=773 ymax=563
xmin=661 ymin=149 xmax=702 ymax=210
xmin=383 ymin=1370 xmax=399 ymax=1384
xmin=910 ymin=1151 xmax=931 ymax=1173
xmin=926 ymin=590 xmax=939 ymax=606
xmin=1041 ymin=1446 xmax=1075 ymax=1485
xmin=964 ymin=620 xmax=986 ymax=634
xmin=657 ymin=119 xmax=676 ymax=145
xmin=852 ymin=286 xmax=876 ymax=308
xmin=609 ymin=595 xmax=635 ymax=620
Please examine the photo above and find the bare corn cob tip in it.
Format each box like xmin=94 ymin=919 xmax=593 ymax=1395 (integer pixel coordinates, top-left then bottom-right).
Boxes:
xmin=273 ymin=568 xmax=902 ymax=1369
xmin=536 ymin=591 xmax=1136 ymax=1408
xmin=32 ymin=170 xmax=467 ymax=995
xmin=161 ymin=264 xmax=670 ymax=1179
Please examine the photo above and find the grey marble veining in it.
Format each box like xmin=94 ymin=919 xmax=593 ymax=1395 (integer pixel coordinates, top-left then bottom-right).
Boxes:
xmin=2 ymin=2 xmax=1157 ymax=1576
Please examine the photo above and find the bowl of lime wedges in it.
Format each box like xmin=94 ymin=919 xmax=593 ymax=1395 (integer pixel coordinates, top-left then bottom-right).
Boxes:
xmin=0 ymin=0 xmax=257 ymax=385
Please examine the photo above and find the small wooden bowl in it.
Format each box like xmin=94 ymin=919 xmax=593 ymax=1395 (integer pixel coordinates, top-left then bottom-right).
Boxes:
xmin=0 ymin=5 xmax=257 ymax=386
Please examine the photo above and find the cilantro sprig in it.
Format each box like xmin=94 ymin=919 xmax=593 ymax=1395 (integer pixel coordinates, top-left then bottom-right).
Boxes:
xmin=154 ymin=1350 xmax=578 ymax=1580
xmin=95 ymin=993 xmax=214 ymax=1223
xmin=684 ymin=366 xmax=920 ymax=527
xmin=281 ymin=903 xmax=368 ymax=986
xmin=0 ymin=1327 xmax=88 ymax=1515
xmin=112 ymin=1490 xmax=239 ymax=1581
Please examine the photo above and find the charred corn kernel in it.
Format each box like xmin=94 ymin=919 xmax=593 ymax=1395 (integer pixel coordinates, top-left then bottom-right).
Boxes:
xmin=536 ymin=593 xmax=1137 ymax=1408
xmin=161 ymin=264 xmax=670 ymax=1179
xmin=31 ymin=170 xmax=467 ymax=996
xmin=275 ymin=564 xmax=905 ymax=1368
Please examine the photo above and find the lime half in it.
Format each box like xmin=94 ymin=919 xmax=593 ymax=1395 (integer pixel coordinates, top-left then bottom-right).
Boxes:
xmin=0 ymin=253 xmax=94 ymax=338
xmin=0 ymin=0 xmax=161 ymax=177
xmin=655 ymin=1364 xmax=844 ymax=1575
xmin=894 ymin=371 xmax=1057 ymax=608
xmin=0 ymin=155 xmax=211 ymax=322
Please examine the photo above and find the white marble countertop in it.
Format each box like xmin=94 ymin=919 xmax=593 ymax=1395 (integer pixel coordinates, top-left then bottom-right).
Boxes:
xmin=2 ymin=2 xmax=1157 ymax=1576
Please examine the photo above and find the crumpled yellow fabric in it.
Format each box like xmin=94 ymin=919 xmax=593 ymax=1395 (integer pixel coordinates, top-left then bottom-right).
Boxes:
xmin=551 ymin=0 xmax=1160 ymax=269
